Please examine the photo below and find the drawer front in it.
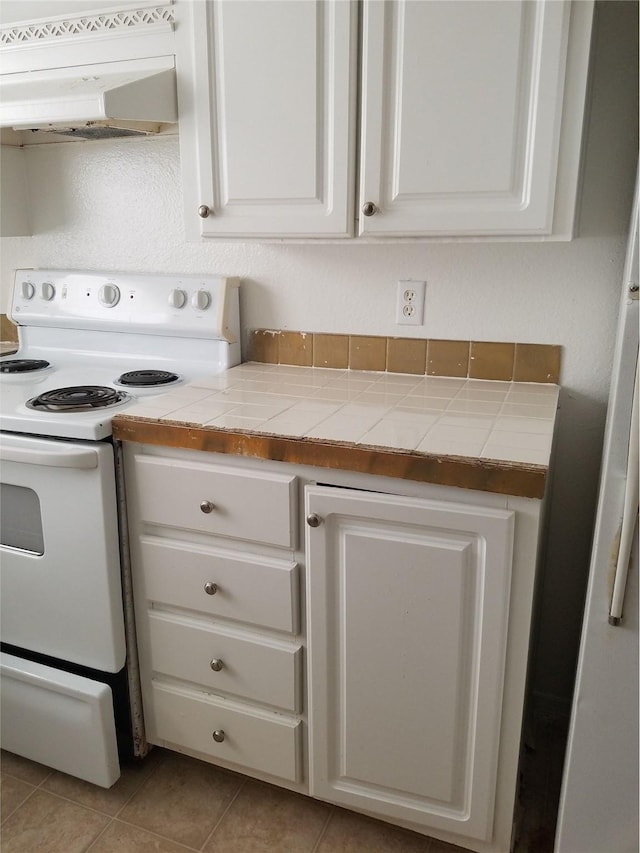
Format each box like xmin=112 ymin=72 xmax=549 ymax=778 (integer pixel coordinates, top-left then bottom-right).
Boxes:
xmin=134 ymin=455 xmax=297 ymax=548
xmin=1 ymin=653 xmax=119 ymax=788
xmin=139 ymin=538 xmax=299 ymax=634
xmin=148 ymin=613 xmax=302 ymax=712
xmin=149 ymin=683 xmax=302 ymax=783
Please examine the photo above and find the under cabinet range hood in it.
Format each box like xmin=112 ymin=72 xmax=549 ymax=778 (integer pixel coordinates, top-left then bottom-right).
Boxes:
xmin=0 ymin=57 xmax=177 ymax=138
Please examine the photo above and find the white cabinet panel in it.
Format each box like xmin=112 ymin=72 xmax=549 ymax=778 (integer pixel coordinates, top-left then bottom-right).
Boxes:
xmin=139 ymin=537 xmax=299 ymax=634
xmin=359 ymin=0 xmax=579 ymax=236
xmin=148 ymin=612 xmax=303 ymax=712
xmin=178 ymin=0 xmax=357 ymax=237
xmin=150 ymin=682 xmax=302 ymax=783
xmin=133 ymin=454 xmax=297 ymax=549
xmin=306 ymin=485 xmax=514 ymax=840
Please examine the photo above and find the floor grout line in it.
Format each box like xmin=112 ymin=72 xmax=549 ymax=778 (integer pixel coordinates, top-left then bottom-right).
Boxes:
xmin=109 ymin=816 xmax=203 ymax=851
xmin=0 ymin=781 xmax=40 ymax=825
xmin=198 ymin=776 xmax=247 ymax=851
xmin=310 ymin=805 xmax=335 ymax=853
xmin=83 ymin=815 xmax=114 ymax=853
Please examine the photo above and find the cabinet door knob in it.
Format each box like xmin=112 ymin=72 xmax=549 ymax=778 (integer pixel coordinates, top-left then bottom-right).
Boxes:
xmin=204 ymin=582 xmax=218 ymax=596
xmin=362 ymin=201 xmax=378 ymax=217
xmin=200 ymin=500 xmax=215 ymax=514
xmin=209 ymin=658 xmax=224 ymax=672
xmin=212 ymin=729 xmax=225 ymax=743
xmin=198 ymin=204 xmax=211 ymax=218
xmin=306 ymin=513 xmax=322 ymax=528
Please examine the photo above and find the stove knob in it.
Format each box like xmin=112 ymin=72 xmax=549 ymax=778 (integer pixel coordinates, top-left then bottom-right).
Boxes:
xmin=40 ymin=281 xmax=55 ymax=301
xmin=192 ymin=290 xmax=211 ymax=311
xmin=99 ymin=283 xmax=120 ymax=307
xmin=21 ymin=281 xmax=35 ymax=300
xmin=169 ymin=288 xmax=187 ymax=309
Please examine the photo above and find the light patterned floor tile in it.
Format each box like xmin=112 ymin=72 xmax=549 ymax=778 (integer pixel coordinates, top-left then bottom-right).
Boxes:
xmin=41 ymin=750 xmax=162 ymax=817
xmin=316 ymin=809 xmax=429 ymax=853
xmin=87 ymin=820 xmax=195 ymax=853
xmin=1 ymin=733 xmax=563 ymax=853
xmin=1 ymin=775 xmax=35 ymax=823
xmin=0 ymin=789 xmax=109 ymax=853
xmin=0 ymin=751 xmax=53 ymax=786
xmin=203 ymin=780 xmax=330 ymax=852
xmin=118 ymin=753 xmax=242 ymax=849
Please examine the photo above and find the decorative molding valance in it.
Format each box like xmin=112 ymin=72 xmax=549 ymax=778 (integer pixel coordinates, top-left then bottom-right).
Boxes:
xmin=1 ymin=3 xmax=174 ymax=47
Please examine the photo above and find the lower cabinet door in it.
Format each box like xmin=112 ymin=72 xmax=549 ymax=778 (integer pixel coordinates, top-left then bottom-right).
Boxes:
xmin=305 ymin=485 xmax=514 ymax=842
xmin=149 ymin=682 xmax=302 ymax=783
xmin=0 ymin=653 xmax=120 ymax=787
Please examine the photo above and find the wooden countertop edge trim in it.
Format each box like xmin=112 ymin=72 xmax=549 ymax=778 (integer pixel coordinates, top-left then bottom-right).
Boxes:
xmin=112 ymin=417 xmax=547 ymax=499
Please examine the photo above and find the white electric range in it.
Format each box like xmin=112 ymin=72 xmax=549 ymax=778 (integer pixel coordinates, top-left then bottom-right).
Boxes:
xmin=0 ymin=269 xmax=240 ymax=787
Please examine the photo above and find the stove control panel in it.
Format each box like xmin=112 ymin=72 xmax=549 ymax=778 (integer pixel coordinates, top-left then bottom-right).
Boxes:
xmin=11 ymin=270 xmax=240 ymax=343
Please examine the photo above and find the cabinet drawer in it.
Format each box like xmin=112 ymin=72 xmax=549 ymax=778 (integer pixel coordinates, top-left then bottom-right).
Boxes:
xmin=149 ymin=683 xmax=302 ymax=783
xmin=134 ymin=455 xmax=297 ymax=549
xmin=148 ymin=613 xmax=302 ymax=713
xmin=139 ymin=537 xmax=299 ymax=634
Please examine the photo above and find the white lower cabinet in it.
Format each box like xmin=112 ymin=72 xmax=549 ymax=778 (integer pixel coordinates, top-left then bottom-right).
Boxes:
xmin=124 ymin=444 xmax=544 ymax=852
xmin=125 ymin=447 xmax=304 ymax=785
xmin=305 ymin=486 xmax=514 ymax=842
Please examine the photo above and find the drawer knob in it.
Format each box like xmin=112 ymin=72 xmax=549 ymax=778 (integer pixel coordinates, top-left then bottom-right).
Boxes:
xmin=200 ymin=500 xmax=215 ymax=514
xmin=198 ymin=204 xmax=211 ymax=218
xmin=210 ymin=658 xmax=224 ymax=672
xmin=362 ymin=201 xmax=378 ymax=217
xmin=212 ymin=729 xmax=225 ymax=743
xmin=204 ymin=582 xmax=218 ymax=596
xmin=306 ymin=513 xmax=322 ymax=528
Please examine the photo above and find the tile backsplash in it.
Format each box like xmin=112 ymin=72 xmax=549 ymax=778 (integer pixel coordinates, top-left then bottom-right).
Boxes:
xmin=249 ymin=330 xmax=561 ymax=384
xmin=0 ymin=314 xmax=18 ymax=344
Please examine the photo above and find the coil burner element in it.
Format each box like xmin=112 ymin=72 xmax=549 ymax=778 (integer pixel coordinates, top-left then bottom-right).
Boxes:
xmin=27 ymin=385 xmax=129 ymax=413
xmin=1 ymin=359 xmax=51 ymax=374
xmin=117 ymin=370 xmax=179 ymax=387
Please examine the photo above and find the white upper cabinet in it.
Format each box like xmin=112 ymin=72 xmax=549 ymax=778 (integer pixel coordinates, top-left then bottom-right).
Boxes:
xmin=177 ymin=0 xmax=357 ymax=238
xmin=359 ymin=0 xmax=590 ymax=237
xmin=177 ymin=0 xmax=593 ymax=240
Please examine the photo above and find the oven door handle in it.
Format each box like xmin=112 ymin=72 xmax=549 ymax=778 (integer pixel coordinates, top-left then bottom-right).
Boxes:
xmin=0 ymin=445 xmax=99 ymax=469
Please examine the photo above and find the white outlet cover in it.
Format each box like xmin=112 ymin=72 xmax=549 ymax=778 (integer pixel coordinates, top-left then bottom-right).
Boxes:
xmin=396 ymin=280 xmax=426 ymax=325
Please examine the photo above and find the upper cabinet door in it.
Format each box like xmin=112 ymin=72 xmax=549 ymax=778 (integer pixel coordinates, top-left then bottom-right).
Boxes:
xmin=177 ymin=0 xmax=357 ymax=239
xmin=359 ymin=0 xmax=591 ymax=238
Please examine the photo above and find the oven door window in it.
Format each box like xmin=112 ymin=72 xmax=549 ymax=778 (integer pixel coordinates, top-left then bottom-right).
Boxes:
xmin=0 ymin=484 xmax=44 ymax=554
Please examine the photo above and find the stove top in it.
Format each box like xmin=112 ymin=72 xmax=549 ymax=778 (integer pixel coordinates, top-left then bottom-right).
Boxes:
xmin=0 ymin=270 xmax=241 ymax=440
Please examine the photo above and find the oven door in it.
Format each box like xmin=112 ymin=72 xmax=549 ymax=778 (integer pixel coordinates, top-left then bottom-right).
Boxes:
xmin=0 ymin=432 xmax=126 ymax=672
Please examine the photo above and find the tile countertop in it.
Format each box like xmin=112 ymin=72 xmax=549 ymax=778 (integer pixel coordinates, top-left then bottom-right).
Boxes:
xmin=112 ymin=362 xmax=560 ymax=499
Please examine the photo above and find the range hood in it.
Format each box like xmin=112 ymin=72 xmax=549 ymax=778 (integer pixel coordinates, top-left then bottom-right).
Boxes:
xmin=0 ymin=57 xmax=177 ymax=138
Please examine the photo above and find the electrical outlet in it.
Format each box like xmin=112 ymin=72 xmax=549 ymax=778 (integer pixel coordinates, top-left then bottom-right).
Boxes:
xmin=396 ymin=280 xmax=426 ymax=325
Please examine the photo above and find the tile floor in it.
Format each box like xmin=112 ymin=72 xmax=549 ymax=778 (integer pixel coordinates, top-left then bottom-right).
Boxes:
xmin=0 ymin=714 xmax=566 ymax=853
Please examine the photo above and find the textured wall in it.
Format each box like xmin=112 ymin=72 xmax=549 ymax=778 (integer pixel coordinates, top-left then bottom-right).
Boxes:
xmin=0 ymin=2 xmax=637 ymax=709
